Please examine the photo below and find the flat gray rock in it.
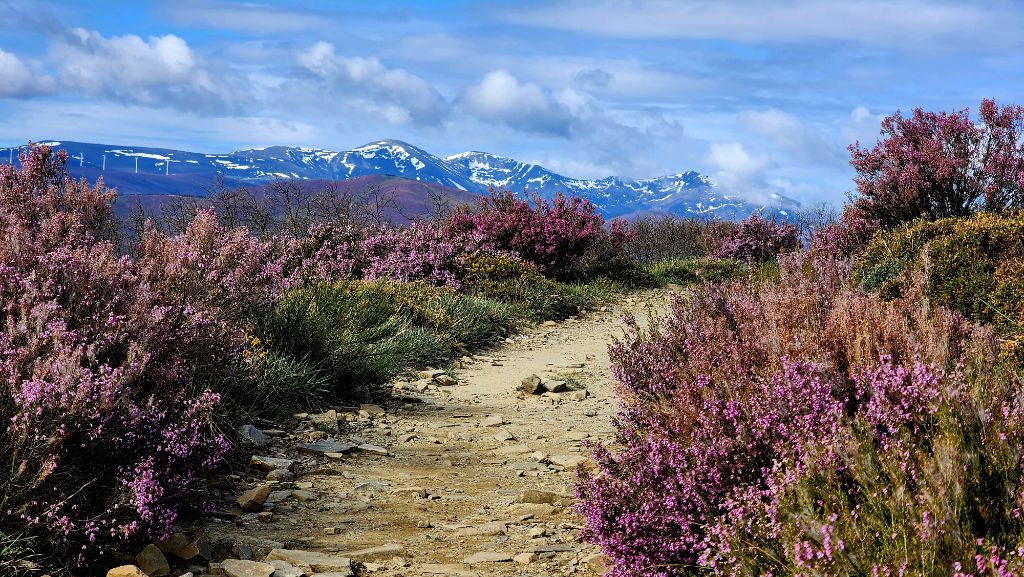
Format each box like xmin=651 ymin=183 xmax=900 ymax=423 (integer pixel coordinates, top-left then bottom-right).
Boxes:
xmin=297 ymin=441 xmax=356 ymax=456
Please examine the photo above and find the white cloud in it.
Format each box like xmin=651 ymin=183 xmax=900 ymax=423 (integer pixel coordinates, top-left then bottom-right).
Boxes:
xmin=460 ymin=69 xmax=572 ymax=136
xmin=740 ymin=108 xmax=842 ymax=164
xmin=706 ymin=142 xmax=777 ymax=202
xmin=842 ymin=105 xmax=886 ymax=148
xmin=50 ymin=29 xmax=244 ymax=111
xmin=296 ymin=41 xmax=448 ymax=126
xmin=0 ymin=48 xmax=55 ymax=97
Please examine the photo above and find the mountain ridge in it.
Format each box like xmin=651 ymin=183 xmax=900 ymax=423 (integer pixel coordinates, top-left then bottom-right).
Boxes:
xmin=0 ymin=139 xmax=799 ymax=219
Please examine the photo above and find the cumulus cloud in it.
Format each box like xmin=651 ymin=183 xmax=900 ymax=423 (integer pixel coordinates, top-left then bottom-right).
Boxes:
xmin=49 ymin=28 xmax=244 ymax=112
xmin=296 ymin=41 xmax=448 ymax=126
xmin=706 ymin=142 xmax=778 ymax=202
xmin=460 ymin=69 xmax=573 ymax=136
xmin=740 ymin=108 xmax=842 ymax=165
xmin=0 ymin=48 xmax=55 ymax=97
xmin=842 ymin=105 xmax=886 ymax=148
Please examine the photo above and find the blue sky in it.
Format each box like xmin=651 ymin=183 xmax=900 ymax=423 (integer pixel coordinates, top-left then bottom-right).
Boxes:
xmin=1 ymin=1 xmax=1023 ymax=205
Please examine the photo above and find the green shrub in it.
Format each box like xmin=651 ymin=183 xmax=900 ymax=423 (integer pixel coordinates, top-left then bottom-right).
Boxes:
xmin=644 ymin=258 xmax=747 ymax=286
xmin=855 ymin=211 xmax=1024 ymax=360
xmin=250 ymin=280 xmax=517 ymax=402
xmin=461 ymin=253 xmax=598 ymax=321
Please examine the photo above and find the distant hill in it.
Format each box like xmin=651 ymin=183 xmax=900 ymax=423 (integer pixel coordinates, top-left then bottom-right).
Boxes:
xmin=1 ymin=139 xmax=800 ymax=220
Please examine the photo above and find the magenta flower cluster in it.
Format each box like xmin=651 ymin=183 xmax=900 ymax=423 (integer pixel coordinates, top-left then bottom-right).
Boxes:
xmin=359 ymin=221 xmax=466 ymax=288
xmin=708 ymin=213 xmax=799 ymax=261
xmin=448 ymin=188 xmax=630 ymax=276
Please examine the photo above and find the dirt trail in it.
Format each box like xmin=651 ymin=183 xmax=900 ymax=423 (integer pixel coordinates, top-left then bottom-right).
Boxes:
xmin=198 ymin=288 xmax=671 ymax=577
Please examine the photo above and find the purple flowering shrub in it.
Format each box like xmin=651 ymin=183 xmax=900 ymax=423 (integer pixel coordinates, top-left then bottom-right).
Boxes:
xmin=447 ymin=188 xmax=628 ymax=277
xmin=576 ymin=252 xmax=1023 ymax=577
xmin=135 ymin=208 xmax=299 ymax=323
xmin=0 ymin=145 xmax=228 ymax=566
xmin=359 ymin=221 xmax=466 ymax=288
xmin=709 ymin=213 xmax=799 ymax=261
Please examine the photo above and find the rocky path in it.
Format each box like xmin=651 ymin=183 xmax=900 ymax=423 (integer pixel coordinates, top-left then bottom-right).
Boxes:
xmin=144 ymin=289 xmax=670 ymax=577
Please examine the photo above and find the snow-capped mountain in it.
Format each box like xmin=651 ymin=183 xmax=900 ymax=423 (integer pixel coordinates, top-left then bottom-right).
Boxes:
xmin=0 ymin=139 xmax=798 ymax=219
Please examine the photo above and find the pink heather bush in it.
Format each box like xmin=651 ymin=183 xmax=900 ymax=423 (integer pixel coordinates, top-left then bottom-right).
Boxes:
xmin=135 ymin=208 xmax=300 ymax=323
xmin=576 ymin=252 xmax=1021 ymax=577
xmin=709 ymin=213 xmax=799 ymax=261
xmin=447 ymin=188 xmax=629 ymax=276
xmin=359 ymin=221 xmax=466 ymax=288
xmin=0 ymin=145 xmax=228 ymax=565
xmin=848 ymin=99 xmax=1024 ymax=228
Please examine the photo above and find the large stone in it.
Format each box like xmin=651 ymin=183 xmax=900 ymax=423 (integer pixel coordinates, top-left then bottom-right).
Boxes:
xmin=154 ymin=533 xmax=189 ymax=554
xmin=541 ymin=379 xmax=568 ymax=393
xmin=107 ymin=566 xmax=147 ymax=577
xmin=135 ymin=544 xmax=170 ymax=577
xmin=297 ymin=441 xmax=355 ymax=456
xmin=239 ymin=424 xmax=271 ymax=447
xmin=266 ymin=550 xmax=352 ymax=574
xmin=237 ymin=485 xmax=271 ymax=511
xmin=172 ymin=537 xmax=212 ymax=561
xmin=463 ymin=552 xmax=512 ymax=564
xmin=520 ymin=375 xmax=542 ymax=394
xmin=564 ymin=390 xmax=588 ymax=401
xmin=417 ymin=369 xmax=446 ymax=380
xmin=250 ymin=455 xmax=294 ymax=472
xmin=342 ymin=544 xmax=405 ymax=561
xmin=222 ymin=559 xmax=274 ymax=577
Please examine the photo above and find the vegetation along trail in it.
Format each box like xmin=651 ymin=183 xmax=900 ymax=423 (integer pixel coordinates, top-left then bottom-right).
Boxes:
xmin=197 ymin=289 xmax=672 ymax=577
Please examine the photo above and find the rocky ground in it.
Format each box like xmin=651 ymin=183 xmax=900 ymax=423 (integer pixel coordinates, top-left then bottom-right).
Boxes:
xmin=107 ymin=289 xmax=671 ymax=577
